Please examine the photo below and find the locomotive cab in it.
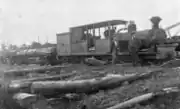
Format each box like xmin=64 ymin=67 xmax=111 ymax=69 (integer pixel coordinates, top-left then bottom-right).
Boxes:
xmin=56 ymin=20 xmax=128 ymax=60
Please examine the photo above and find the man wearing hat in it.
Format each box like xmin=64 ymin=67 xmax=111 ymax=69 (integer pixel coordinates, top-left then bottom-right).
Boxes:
xmin=127 ymin=21 xmax=142 ymax=66
xmin=148 ymin=16 xmax=167 ymax=49
xmin=128 ymin=20 xmax=137 ymax=34
xmin=128 ymin=35 xmax=141 ymax=66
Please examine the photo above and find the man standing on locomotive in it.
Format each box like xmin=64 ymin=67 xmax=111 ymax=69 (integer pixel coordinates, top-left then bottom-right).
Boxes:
xmin=148 ymin=16 xmax=167 ymax=48
xmin=127 ymin=21 xmax=139 ymax=66
xmin=112 ymin=21 xmax=138 ymax=65
xmin=128 ymin=21 xmax=137 ymax=34
xmin=108 ymin=26 xmax=118 ymax=64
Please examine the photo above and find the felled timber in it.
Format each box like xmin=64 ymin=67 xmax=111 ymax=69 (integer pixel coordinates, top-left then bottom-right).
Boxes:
xmin=13 ymin=93 xmax=37 ymax=108
xmin=106 ymin=87 xmax=180 ymax=109
xmin=84 ymin=57 xmax=107 ymax=66
xmin=13 ymin=93 xmax=53 ymax=109
xmin=14 ymin=71 xmax=77 ymax=82
xmin=160 ymin=59 xmax=180 ymax=68
xmin=31 ymin=70 xmax=162 ymax=97
xmin=7 ymin=72 xmax=77 ymax=93
xmin=47 ymin=93 xmax=83 ymax=102
xmin=4 ymin=65 xmax=69 ymax=77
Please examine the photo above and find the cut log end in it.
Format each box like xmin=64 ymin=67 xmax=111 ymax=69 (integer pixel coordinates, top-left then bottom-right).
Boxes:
xmin=13 ymin=93 xmax=37 ymax=108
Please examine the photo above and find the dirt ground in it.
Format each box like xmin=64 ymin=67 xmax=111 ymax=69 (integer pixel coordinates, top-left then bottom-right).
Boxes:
xmin=1 ymin=63 xmax=180 ymax=109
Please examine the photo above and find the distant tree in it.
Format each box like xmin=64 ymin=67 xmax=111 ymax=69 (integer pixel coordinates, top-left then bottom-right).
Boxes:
xmin=31 ymin=41 xmax=42 ymax=49
xmin=42 ymin=42 xmax=56 ymax=48
xmin=20 ymin=44 xmax=29 ymax=49
xmin=8 ymin=44 xmax=18 ymax=50
xmin=1 ymin=43 xmax=7 ymax=51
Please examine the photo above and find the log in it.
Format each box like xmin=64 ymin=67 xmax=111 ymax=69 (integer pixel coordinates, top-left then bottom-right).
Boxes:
xmin=13 ymin=93 xmax=37 ymax=108
xmin=84 ymin=57 xmax=107 ymax=66
xmin=106 ymin=87 xmax=180 ymax=109
xmin=107 ymin=93 xmax=154 ymax=109
xmin=13 ymin=93 xmax=53 ymax=109
xmin=14 ymin=71 xmax=77 ymax=82
xmin=7 ymin=72 xmax=77 ymax=93
xmin=160 ymin=59 xmax=180 ymax=68
xmin=47 ymin=93 xmax=83 ymax=102
xmin=4 ymin=65 xmax=70 ymax=77
xmin=0 ymin=86 xmax=25 ymax=109
xmin=31 ymin=74 xmax=132 ymax=96
xmin=31 ymin=70 xmax=160 ymax=97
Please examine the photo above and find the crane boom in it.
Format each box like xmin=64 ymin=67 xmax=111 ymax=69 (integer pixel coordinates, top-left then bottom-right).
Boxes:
xmin=173 ymin=28 xmax=180 ymax=36
xmin=164 ymin=22 xmax=180 ymax=38
xmin=165 ymin=22 xmax=180 ymax=31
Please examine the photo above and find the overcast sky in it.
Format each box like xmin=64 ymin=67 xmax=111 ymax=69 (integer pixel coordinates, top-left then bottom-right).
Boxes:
xmin=0 ymin=0 xmax=180 ymax=45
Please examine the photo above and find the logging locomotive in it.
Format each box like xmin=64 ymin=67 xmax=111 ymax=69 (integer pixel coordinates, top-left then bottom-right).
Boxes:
xmin=112 ymin=17 xmax=180 ymax=65
xmin=52 ymin=19 xmax=180 ymax=65
xmin=3 ymin=18 xmax=180 ymax=65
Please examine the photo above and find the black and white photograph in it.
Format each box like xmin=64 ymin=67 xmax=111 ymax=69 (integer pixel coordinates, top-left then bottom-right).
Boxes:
xmin=0 ymin=0 xmax=180 ymax=109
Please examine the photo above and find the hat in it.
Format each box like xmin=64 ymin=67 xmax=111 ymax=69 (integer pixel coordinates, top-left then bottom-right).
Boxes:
xmin=129 ymin=20 xmax=135 ymax=24
xmin=150 ymin=16 xmax=162 ymax=24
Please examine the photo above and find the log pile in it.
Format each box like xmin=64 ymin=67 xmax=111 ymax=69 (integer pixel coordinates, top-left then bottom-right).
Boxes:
xmin=3 ymin=68 xmax=168 ymax=109
xmin=30 ymin=71 xmax=158 ymax=97
xmin=7 ymin=72 xmax=78 ymax=93
xmin=3 ymin=57 xmax=180 ymax=109
xmin=4 ymin=64 xmax=180 ymax=109
xmin=8 ymin=69 xmax=162 ymax=95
